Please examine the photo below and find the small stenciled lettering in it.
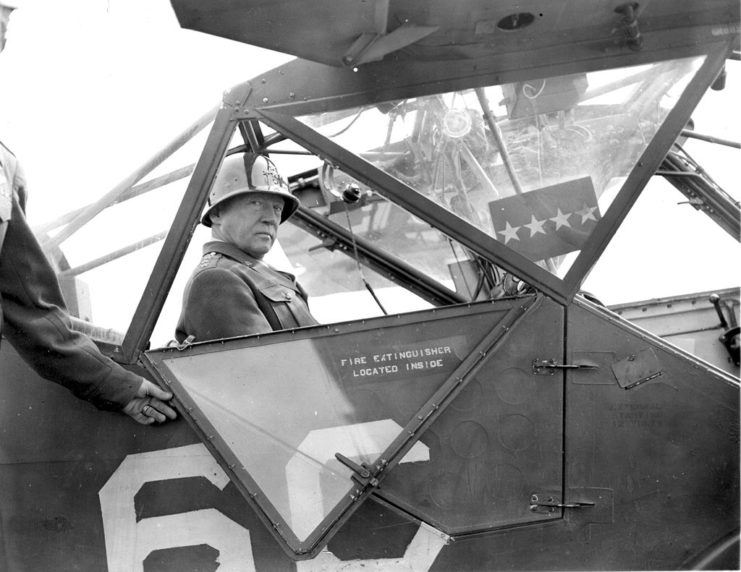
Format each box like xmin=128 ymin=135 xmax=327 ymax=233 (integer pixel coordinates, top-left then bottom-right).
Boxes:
xmin=353 ymin=364 xmax=399 ymax=377
xmin=609 ymin=403 xmax=664 ymax=428
xmin=337 ymin=345 xmax=454 ymax=381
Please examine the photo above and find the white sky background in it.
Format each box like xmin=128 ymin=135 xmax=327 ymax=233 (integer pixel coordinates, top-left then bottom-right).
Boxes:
xmin=0 ymin=0 xmax=291 ymax=211
xmin=0 ymin=0 xmax=739 ymax=339
xmin=583 ymin=60 xmax=740 ymax=304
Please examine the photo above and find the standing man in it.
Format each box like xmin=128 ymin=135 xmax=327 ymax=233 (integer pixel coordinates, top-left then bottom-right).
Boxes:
xmin=1 ymin=0 xmax=173 ymax=425
xmin=176 ymin=152 xmax=317 ymax=343
xmin=1 ymin=140 xmax=176 ymax=425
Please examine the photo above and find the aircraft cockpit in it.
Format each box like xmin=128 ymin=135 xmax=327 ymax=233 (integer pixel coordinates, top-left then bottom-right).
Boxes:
xmin=26 ymin=24 xmax=739 ymax=567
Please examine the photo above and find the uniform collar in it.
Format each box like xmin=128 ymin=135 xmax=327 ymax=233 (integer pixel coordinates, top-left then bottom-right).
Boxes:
xmin=203 ymin=240 xmax=263 ymax=267
xmin=202 ymin=241 xmax=296 ymax=284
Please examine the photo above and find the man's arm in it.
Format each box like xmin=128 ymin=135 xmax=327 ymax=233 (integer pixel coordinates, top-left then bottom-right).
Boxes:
xmin=0 ymin=195 xmax=175 ymax=423
xmin=179 ymin=266 xmax=273 ymax=342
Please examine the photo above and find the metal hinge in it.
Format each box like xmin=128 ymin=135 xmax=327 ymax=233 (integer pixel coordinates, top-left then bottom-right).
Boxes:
xmin=611 ymin=347 xmax=665 ymax=389
xmin=532 ymin=358 xmax=599 ymax=375
xmin=529 ymin=493 xmax=595 ymax=513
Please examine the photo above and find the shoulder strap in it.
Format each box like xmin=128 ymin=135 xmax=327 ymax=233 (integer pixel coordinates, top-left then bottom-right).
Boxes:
xmin=239 ymin=268 xmax=283 ymax=331
xmin=0 ymin=221 xmax=7 ymax=256
xmin=204 ymin=247 xmax=287 ymax=331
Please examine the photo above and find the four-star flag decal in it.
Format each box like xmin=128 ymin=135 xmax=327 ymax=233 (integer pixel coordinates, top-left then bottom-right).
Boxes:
xmin=488 ymin=176 xmax=601 ymax=261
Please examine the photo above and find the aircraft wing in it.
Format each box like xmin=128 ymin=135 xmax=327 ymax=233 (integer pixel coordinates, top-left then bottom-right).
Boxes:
xmin=170 ymin=0 xmax=739 ymax=67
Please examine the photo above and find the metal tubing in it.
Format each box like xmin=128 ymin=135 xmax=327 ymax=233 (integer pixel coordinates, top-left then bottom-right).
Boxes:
xmin=474 ymin=87 xmax=524 ymax=195
xmin=42 ymin=105 xmax=218 ymax=251
xmin=34 ymin=165 xmax=194 ymax=236
xmin=659 ymin=152 xmax=740 ymax=240
xmin=239 ymin=119 xmax=264 ymax=153
xmin=680 ymin=129 xmax=741 ymax=149
xmin=121 ymin=106 xmax=236 ymax=362
xmin=58 ymin=231 xmax=167 ymax=277
xmin=457 ymin=142 xmax=499 ymax=198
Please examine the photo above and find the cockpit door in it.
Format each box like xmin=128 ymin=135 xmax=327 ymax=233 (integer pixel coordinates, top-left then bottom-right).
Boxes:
xmin=143 ymin=294 xmax=565 ymax=558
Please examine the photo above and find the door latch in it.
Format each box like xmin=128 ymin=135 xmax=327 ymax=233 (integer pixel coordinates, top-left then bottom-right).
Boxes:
xmin=532 ymin=358 xmax=599 ymax=375
xmin=529 ymin=493 xmax=595 ymax=513
xmin=335 ymin=452 xmax=380 ymax=490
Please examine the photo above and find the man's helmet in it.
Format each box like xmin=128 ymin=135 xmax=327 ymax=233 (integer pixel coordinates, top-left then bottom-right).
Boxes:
xmin=201 ymin=153 xmax=299 ymax=227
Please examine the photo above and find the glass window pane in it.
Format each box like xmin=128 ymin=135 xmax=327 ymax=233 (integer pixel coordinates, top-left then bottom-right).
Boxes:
xmin=266 ymin=133 xmax=516 ymax=302
xmin=299 ymin=57 xmax=705 ymax=278
xmin=153 ymin=118 xmax=526 ymax=349
xmin=151 ymin=123 xmax=437 ymax=347
xmin=281 ymin=162 xmax=530 ymax=308
xmin=277 ymin=221 xmax=434 ymax=323
xmin=150 ymin=304 xmax=509 ymax=548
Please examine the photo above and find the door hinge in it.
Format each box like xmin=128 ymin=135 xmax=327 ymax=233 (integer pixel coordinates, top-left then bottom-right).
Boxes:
xmin=529 ymin=493 xmax=595 ymax=513
xmin=532 ymin=358 xmax=599 ymax=375
xmin=611 ymin=347 xmax=665 ymax=389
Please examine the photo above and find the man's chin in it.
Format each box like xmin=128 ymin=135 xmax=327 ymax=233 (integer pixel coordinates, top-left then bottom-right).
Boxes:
xmin=242 ymin=238 xmax=273 ymax=258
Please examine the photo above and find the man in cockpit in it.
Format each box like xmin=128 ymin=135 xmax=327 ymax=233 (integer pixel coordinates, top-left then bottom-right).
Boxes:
xmin=175 ymin=152 xmax=317 ymax=343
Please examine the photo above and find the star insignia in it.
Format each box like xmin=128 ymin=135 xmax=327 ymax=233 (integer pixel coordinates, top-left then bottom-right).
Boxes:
xmin=524 ymin=215 xmax=547 ymax=237
xmin=550 ymin=208 xmax=572 ymax=230
xmin=498 ymin=221 xmax=521 ymax=244
xmin=576 ymin=203 xmax=598 ymax=224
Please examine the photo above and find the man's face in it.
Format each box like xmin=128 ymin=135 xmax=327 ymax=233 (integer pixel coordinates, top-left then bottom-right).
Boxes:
xmin=211 ymin=192 xmax=284 ymax=258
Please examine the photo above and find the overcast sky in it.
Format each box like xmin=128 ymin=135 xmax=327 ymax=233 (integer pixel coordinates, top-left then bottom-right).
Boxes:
xmin=0 ymin=0 xmax=290 ymax=215
xmin=0 ymin=0 xmax=738 ymax=314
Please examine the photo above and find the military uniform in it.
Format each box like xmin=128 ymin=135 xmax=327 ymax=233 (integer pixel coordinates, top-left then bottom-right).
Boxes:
xmin=175 ymin=240 xmax=318 ymax=343
xmin=0 ymin=141 xmax=140 ymax=410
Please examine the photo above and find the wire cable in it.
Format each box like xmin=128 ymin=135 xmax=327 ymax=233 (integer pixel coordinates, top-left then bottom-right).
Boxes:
xmin=342 ymin=201 xmax=388 ymax=315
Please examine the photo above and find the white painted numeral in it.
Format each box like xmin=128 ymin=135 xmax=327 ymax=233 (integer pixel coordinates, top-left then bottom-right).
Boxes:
xmin=99 ymin=444 xmax=255 ymax=572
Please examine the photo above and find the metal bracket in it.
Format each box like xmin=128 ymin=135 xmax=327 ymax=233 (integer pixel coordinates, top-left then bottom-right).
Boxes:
xmin=342 ymin=24 xmax=439 ymax=67
xmin=223 ymin=82 xmax=254 ymax=118
xmin=529 ymin=493 xmax=595 ymax=514
xmin=611 ymin=347 xmax=665 ymax=389
xmin=614 ymin=2 xmax=642 ymax=50
xmin=335 ymin=452 xmax=380 ymax=492
xmin=532 ymin=358 xmax=599 ymax=375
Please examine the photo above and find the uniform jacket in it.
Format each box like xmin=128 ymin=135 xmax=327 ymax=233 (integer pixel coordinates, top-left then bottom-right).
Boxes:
xmin=176 ymin=240 xmax=318 ymax=343
xmin=0 ymin=141 xmax=140 ymax=410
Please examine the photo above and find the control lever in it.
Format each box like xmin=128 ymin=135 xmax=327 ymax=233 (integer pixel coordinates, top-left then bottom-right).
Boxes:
xmin=709 ymin=293 xmax=740 ymax=366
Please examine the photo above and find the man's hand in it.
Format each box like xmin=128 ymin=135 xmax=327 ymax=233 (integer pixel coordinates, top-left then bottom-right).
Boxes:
xmin=122 ymin=379 xmax=177 ymax=425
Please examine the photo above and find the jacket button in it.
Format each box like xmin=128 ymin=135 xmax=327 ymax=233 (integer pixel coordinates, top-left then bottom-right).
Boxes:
xmin=283 ymin=292 xmax=292 ymax=300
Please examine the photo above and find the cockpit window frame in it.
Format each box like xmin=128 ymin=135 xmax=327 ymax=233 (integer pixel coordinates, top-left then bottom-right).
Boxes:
xmin=252 ymin=47 xmax=726 ymax=305
xmin=142 ymin=294 xmax=541 ymax=559
xmin=558 ymin=46 xmax=729 ymax=295
xmin=118 ymin=41 xmax=729 ymax=362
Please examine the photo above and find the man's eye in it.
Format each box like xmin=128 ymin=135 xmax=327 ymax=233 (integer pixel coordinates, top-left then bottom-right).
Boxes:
xmin=273 ymin=204 xmax=283 ymax=213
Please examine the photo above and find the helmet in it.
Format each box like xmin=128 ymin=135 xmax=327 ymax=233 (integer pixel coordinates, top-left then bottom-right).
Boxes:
xmin=201 ymin=153 xmax=299 ymax=226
